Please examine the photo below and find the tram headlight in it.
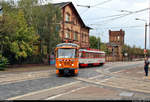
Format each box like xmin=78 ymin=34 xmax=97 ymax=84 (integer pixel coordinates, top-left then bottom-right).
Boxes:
xmin=72 ymin=64 xmax=74 ymax=66
xmin=59 ymin=64 xmax=62 ymax=66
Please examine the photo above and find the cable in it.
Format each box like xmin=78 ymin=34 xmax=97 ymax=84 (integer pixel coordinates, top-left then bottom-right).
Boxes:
xmin=87 ymin=13 xmax=128 ymax=21
xmin=91 ymin=0 xmax=112 ymax=7
xmin=89 ymin=7 xmax=149 ymax=25
xmin=77 ymin=0 xmax=113 ymax=15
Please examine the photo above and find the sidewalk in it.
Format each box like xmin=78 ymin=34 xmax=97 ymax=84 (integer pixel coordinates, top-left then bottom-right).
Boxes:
xmin=0 ymin=65 xmax=56 ymax=85
xmin=0 ymin=64 xmax=56 ymax=75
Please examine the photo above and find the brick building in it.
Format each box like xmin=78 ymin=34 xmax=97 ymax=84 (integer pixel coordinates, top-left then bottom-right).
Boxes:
xmin=54 ymin=2 xmax=91 ymax=48
xmin=106 ymin=29 xmax=125 ymax=61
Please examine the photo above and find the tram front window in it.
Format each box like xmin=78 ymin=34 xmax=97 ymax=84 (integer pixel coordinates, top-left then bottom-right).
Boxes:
xmin=57 ymin=48 xmax=76 ymax=58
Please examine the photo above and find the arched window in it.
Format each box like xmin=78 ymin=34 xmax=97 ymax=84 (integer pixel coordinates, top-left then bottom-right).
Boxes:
xmin=118 ymin=36 xmax=120 ymax=41
xmin=65 ymin=13 xmax=70 ymax=22
xmin=74 ymin=32 xmax=78 ymax=40
xmin=65 ymin=30 xmax=70 ymax=38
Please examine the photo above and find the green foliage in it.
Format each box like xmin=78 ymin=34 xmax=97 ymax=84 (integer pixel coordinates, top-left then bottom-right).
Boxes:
xmin=122 ymin=44 xmax=144 ymax=58
xmin=0 ymin=54 xmax=9 ymax=69
xmin=100 ymin=43 xmax=107 ymax=51
xmin=89 ymin=36 xmax=101 ymax=49
xmin=0 ymin=2 xmax=38 ymax=64
xmin=0 ymin=0 xmax=62 ymax=64
xmin=18 ymin=0 xmax=62 ymax=56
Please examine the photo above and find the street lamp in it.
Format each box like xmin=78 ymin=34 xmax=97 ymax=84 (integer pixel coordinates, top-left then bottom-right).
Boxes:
xmin=135 ymin=18 xmax=148 ymax=58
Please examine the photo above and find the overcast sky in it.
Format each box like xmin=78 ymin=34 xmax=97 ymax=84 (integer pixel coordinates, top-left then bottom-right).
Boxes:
xmin=45 ymin=0 xmax=149 ymax=48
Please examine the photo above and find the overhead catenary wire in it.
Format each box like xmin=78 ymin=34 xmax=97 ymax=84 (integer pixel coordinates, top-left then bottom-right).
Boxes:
xmin=89 ymin=7 xmax=150 ymax=26
xmin=91 ymin=0 xmax=112 ymax=7
xmin=77 ymin=0 xmax=113 ymax=15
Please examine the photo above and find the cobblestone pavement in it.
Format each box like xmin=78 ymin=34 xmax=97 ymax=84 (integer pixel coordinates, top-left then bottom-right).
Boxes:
xmin=1 ymin=61 xmax=149 ymax=100
xmin=0 ymin=66 xmax=56 ymax=85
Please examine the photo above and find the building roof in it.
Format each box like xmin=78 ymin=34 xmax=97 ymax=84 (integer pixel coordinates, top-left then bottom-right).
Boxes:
xmin=53 ymin=2 xmax=91 ymax=29
xmin=56 ymin=43 xmax=79 ymax=47
xmin=53 ymin=2 xmax=71 ymax=8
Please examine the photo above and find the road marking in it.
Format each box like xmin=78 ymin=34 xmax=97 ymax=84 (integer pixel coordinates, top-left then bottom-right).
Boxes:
xmin=7 ymin=61 xmax=145 ymax=100
xmin=89 ymin=74 xmax=104 ymax=79
xmin=7 ymin=81 xmax=80 ymax=100
xmin=46 ymin=86 xmax=88 ymax=100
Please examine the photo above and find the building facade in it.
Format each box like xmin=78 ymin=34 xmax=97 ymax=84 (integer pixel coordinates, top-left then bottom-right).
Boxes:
xmin=54 ymin=2 xmax=90 ymax=49
xmin=106 ymin=29 xmax=125 ymax=61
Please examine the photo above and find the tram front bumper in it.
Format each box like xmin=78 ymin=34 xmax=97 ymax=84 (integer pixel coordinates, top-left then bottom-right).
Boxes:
xmin=56 ymin=68 xmax=78 ymax=75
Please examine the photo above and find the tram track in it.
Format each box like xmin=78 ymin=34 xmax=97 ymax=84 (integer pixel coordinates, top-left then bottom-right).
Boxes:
xmin=5 ymin=61 xmax=150 ymax=100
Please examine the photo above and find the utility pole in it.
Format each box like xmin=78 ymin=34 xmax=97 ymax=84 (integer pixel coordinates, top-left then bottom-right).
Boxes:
xmin=135 ymin=18 xmax=148 ymax=58
xmin=145 ymin=23 xmax=148 ymax=50
xmin=145 ymin=23 xmax=148 ymax=58
xmin=149 ymin=0 xmax=150 ymax=50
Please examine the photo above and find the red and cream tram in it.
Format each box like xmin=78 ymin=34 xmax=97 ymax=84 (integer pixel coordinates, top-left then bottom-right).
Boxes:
xmin=79 ymin=48 xmax=105 ymax=67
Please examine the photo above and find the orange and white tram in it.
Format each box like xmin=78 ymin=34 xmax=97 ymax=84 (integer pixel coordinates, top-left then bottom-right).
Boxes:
xmin=55 ymin=43 xmax=105 ymax=76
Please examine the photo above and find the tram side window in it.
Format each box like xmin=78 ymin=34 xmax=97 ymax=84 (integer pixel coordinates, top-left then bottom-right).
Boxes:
xmin=85 ymin=52 xmax=88 ymax=58
xmin=97 ymin=53 xmax=99 ymax=58
xmin=89 ymin=52 xmax=91 ymax=58
xmin=81 ymin=52 xmax=86 ymax=58
xmin=96 ymin=53 xmax=98 ymax=58
xmin=91 ymin=52 xmax=94 ymax=58
xmin=94 ymin=53 xmax=98 ymax=58
xmin=102 ymin=53 xmax=105 ymax=57
xmin=93 ymin=53 xmax=96 ymax=58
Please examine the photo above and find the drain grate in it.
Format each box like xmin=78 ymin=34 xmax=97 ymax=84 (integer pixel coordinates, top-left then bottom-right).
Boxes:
xmin=119 ymin=92 xmax=134 ymax=97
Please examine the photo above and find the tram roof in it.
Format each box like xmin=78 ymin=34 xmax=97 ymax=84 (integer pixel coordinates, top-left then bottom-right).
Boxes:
xmin=79 ymin=49 xmax=105 ymax=54
xmin=56 ymin=43 xmax=79 ymax=47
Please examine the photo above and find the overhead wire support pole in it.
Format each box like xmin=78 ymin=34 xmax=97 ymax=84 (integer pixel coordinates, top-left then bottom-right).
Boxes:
xmin=149 ymin=0 xmax=150 ymax=49
xmin=136 ymin=18 xmax=148 ymax=58
xmin=145 ymin=22 xmax=148 ymax=50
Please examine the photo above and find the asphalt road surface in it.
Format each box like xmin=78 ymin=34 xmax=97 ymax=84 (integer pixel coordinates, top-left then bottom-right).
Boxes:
xmin=1 ymin=61 xmax=150 ymax=100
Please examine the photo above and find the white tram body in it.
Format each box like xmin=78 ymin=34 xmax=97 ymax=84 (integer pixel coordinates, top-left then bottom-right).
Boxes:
xmin=79 ymin=49 xmax=105 ymax=67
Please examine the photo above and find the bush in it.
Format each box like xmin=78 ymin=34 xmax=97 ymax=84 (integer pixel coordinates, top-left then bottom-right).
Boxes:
xmin=0 ymin=55 xmax=9 ymax=70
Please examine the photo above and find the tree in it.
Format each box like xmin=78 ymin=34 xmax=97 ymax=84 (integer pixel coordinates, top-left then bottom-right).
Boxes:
xmin=0 ymin=1 xmax=38 ymax=64
xmin=100 ymin=43 xmax=107 ymax=51
xmin=89 ymin=36 xmax=101 ymax=49
xmin=18 ymin=0 xmax=62 ymax=63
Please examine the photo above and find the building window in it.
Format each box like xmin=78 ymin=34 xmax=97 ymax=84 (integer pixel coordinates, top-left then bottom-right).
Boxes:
xmin=56 ymin=25 xmax=59 ymax=31
xmin=65 ymin=30 xmax=70 ymax=38
xmin=74 ymin=32 xmax=78 ymax=40
xmin=82 ymin=34 xmax=84 ymax=42
xmin=118 ymin=36 xmax=120 ymax=41
xmin=65 ymin=13 xmax=70 ymax=22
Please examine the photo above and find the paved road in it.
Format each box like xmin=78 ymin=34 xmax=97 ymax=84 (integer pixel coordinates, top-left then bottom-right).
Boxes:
xmin=1 ymin=61 xmax=150 ymax=100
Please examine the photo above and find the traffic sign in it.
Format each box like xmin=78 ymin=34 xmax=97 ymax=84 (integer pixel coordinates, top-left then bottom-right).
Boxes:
xmin=144 ymin=49 xmax=147 ymax=54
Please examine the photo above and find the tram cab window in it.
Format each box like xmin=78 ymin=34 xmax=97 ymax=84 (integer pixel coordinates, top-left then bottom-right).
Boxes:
xmin=57 ymin=48 xmax=76 ymax=58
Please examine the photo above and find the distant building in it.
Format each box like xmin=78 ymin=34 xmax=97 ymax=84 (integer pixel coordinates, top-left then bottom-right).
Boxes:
xmin=106 ymin=29 xmax=125 ymax=61
xmin=54 ymin=2 xmax=91 ymax=48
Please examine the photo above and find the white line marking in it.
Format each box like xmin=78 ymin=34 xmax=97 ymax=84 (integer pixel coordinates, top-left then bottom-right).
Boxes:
xmin=89 ymin=74 xmax=104 ymax=79
xmin=46 ymin=86 xmax=88 ymax=100
xmin=7 ymin=81 xmax=80 ymax=100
